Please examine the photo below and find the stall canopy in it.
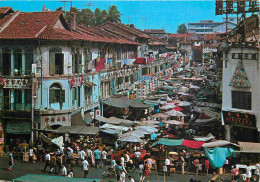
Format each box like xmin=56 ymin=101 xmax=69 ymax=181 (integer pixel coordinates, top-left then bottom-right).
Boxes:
xmin=56 ymin=126 xmax=100 ymax=135
xmin=202 ymin=140 xmax=239 ymax=148
xmin=195 ymin=117 xmax=220 ymax=126
xmin=204 ymin=147 xmax=236 ymax=169
xmin=193 ymin=133 xmax=215 ymax=142
xmin=151 ymin=138 xmax=184 ymax=147
xmin=103 ymin=96 xmax=150 ymax=109
xmin=151 ymin=138 xmax=205 ymax=149
xmin=84 ymin=81 xmax=97 ymax=87
xmin=100 ymin=123 xmax=129 ymax=132
xmin=238 ymin=142 xmax=260 ymax=153
xmin=182 ymin=139 xmax=205 ymax=149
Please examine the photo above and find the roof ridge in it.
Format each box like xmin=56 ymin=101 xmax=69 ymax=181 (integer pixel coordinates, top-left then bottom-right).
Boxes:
xmin=0 ymin=10 xmax=20 ymax=33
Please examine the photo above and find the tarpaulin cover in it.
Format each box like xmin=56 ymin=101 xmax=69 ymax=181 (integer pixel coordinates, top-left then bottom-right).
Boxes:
xmin=238 ymin=142 xmax=260 ymax=153
xmin=204 ymin=147 xmax=235 ymax=169
xmin=151 ymin=138 xmax=184 ymax=147
xmin=182 ymin=139 xmax=205 ymax=149
xmin=13 ymin=174 xmax=101 ymax=182
xmin=95 ymin=58 xmax=105 ymax=72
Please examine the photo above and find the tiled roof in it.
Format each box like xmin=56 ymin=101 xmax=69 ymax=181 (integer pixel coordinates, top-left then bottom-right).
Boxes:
xmin=0 ymin=7 xmax=14 ymax=14
xmin=98 ymin=22 xmax=150 ymax=40
xmin=180 ymin=40 xmax=192 ymax=45
xmin=204 ymin=33 xmax=216 ymax=41
xmin=0 ymin=10 xmax=140 ymax=45
xmin=168 ymin=33 xmax=192 ymax=38
xmin=0 ymin=11 xmax=66 ymax=39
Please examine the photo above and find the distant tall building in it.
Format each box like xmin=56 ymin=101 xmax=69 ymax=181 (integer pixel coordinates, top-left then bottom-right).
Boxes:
xmin=144 ymin=29 xmax=167 ymax=39
xmin=188 ymin=17 xmax=239 ymax=34
xmin=42 ymin=4 xmax=50 ymax=12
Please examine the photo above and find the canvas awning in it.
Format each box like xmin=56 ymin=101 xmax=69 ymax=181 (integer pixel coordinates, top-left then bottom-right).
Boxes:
xmin=71 ymin=112 xmax=85 ymax=126
xmin=238 ymin=142 xmax=260 ymax=153
xmin=195 ymin=117 xmax=219 ymax=125
xmin=182 ymin=139 xmax=205 ymax=149
xmin=193 ymin=133 xmax=215 ymax=142
xmin=103 ymin=97 xmax=133 ymax=108
xmin=84 ymin=112 xmax=93 ymax=125
xmin=56 ymin=126 xmax=99 ymax=135
xmin=202 ymin=140 xmax=239 ymax=148
xmin=84 ymin=81 xmax=97 ymax=87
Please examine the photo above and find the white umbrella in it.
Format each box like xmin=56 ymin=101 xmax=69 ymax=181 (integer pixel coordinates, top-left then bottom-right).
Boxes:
xmin=132 ymin=129 xmax=151 ymax=135
xmin=164 ymin=120 xmax=185 ymax=125
xmin=135 ymin=126 xmax=158 ymax=133
xmin=166 ymin=110 xmax=186 ymax=117
xmin=160 ymin=105 xmax=175 ymax=110
xmin=119 ymin=136 xmax=143 ymax=143
xmin=178 ymin=101 xmax=191 ymax=107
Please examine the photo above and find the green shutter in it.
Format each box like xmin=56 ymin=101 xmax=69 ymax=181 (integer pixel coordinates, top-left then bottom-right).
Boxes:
xmin=49 ymin=52 xmax=55 ymax=75
xmin=49 ymin=89 xmax=55 ymax=103
xmin=72 ymin=54 xmax=75 ymax=74
xmin=59 ymin=90 xmax=65 ymax=103
xmin=25 ymin=53 xmax=33 ymax=75
xmin=0 ymin=53 xmax=2 ymax=75
xmin=0 ymin=90 xmax=3 ymax=108
xmin=78 ymin=54 xmax=82 ymax=73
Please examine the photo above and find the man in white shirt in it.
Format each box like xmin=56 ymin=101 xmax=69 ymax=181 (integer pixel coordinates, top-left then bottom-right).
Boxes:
xmin=165 ymin=156 xmax=171 ymax=176
xmin=60 ymin=145 xmax=64 ymax=155
xmin=119 ymin=169 xmax=126 ymax=182
xmin=67 ymin=147 xmax=73 ymax=154
xmin=43 ymin=151 xmax=51 ymax=172
xmin=101 ymin=149 xmax=108 ymax=168
xmin=147 ymin=158 xmax=153 ymax=168
xmin=82 ymin=159 xmax=89 ymax=178
xmin=135 ymin=151 xmax=141 ymax=166
xmin=29 ymin=148 xmax=34 ymax=164
xmin=87 ymin=148 xmax=93 ymax=167
xmin=120 ymin=154 xmax=125 ymax=166
xmin=80 ymin=149 xmax=86 ymax=161
xmin=61 ymin=164 xmax=67 ymax=177
xmin=255 ymin=162 xmax=260 ymax=181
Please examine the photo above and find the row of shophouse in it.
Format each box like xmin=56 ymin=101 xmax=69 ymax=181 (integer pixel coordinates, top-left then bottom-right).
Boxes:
xmin=0 ymin=7 xmax=176 ymax=144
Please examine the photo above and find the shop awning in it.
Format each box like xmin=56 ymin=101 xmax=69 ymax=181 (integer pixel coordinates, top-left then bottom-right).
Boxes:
xmin=202 ymin=140 xmax=239 ymax=148
xmin=238 ymin=142 xmax=260 ymax=153
xmin=182 ymin=139 xmax=205 ymax=149
xmin=101 ymin=129 xmax=122 ymax=134
xmin=84 ymin=81 xmax=97 ymax=87
xmin=84 ymin=112 xmax=93 ymax=125
xmin=193 ymin=133 xmax=215 ymax=142
xmin=129 ymin=101 xmax=150 ymax=109
xmin=151 ymin=138 xmax=184 ymax=147
xmin=103 ymin=97 xmax=133 ymax=108
xmin=56 ymin=126 xmax=99 ymax=135
xmin=71 ymin=112 xmax=85 ymax=126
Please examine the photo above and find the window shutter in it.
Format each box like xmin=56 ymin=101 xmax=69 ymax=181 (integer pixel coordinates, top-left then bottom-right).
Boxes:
xmin=72 ymin=54 xmax=75 ymax=74
xmin=59 ymin=90 xmax=65 ymax=103
xmin=49 ymin=52 xmax=55 ymax=75
xmin=25 ymin=53 xmax=33 ymax=75
xmin=0 ymin=90 xmax=3 ymax=108
xmin=78 ymin=54 xmax=82 ymax=73
xmin=49 ymin=89 xmax=55 ymax=103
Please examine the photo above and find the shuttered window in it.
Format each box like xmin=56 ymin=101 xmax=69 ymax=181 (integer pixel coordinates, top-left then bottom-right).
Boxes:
xmin=25 ymin=53 xmax=33 ymax=75
xmin=49 ymin=52 xmax=55 ymax=75
xmin=49 ymin=47 xmax=63 ymax=76
xmin=49 ymin=83 xmax=65 ymax=104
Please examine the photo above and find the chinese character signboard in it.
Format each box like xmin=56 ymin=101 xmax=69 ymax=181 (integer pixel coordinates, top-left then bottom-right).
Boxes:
xmin=222 ymin=111 xmax=256 ymax=127
xmin=0 ymin=78 xmax=31 ymax=89
xmin=41 ymin=114 xmax=70 ymax=129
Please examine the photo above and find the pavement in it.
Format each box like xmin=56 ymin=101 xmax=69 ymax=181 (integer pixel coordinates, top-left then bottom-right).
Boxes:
xmin=0 ymin=156 xmax=241 ymax=182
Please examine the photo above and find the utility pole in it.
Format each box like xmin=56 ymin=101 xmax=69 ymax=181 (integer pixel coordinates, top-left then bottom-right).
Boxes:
xmin=60 ymin=1 xmax=69 ymax=11
xmin=86 ymin=2 xmax=92 ymax=10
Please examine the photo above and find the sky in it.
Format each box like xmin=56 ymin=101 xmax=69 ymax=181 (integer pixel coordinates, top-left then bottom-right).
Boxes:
xmin=0 ymin=0 xmax=226 ymax=33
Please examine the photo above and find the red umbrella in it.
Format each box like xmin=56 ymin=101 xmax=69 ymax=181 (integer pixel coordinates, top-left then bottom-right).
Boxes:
xmin=173 ymin=106 xmax=183 ymax=112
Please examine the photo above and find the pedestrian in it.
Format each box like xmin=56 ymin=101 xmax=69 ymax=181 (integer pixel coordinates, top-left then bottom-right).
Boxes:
xmin=179 ymin=155 xmax=185 ymax=174
xmin=205 ymin=159 xmax=209 ymax=176
xmin=120 ymin=154 xmax=125 ymax=168
xmin=135 ymin=150 xmax=141 ymax=167
xmin=246 ymin=164 xmax=252 ymax=182
xmin=241 ymin=169 xmax=247 ymax=182
xmin=165 ymin=155 xmax=171 ymax=176
xmin=80 ymin=149 xmax=86 ymax=161
xmin=128 ymin=175 xmax=135 ymax=182
xmin=101 ymin=148 xmax=108 ymax=168
xmin=8 ymin=150 xmax=14 ymax=171
xmin=255 ymin=162 xmax=260 ymax=182
xmin=231 ymin=165 xmax=239 ymax=182
xmin=119 ymin=169 xmax=126 ymax=182
xmin=224 ymin=159 xmax=229 ymax=173
xmin=142 ymin=161 xmax=151 ymax=182
xmin=94 ymin=147 xmax=101 ymax=168
xmin=67 ymin=164 xmax=73 ymax=178
xmin=50 ymin=154 xmax=57 ymax=174
xmin=116 ymin=164 xmax=123 ymax=182
xmin=82 ymin=158 xmax=89 ymax=178
xmin=138 ymin=162 xmax=144 ymax=182
xmin=61 ymin=163 xmax=67 ymax=177
xmin=87 ymin=147 xmax=93 ymax=167
xmin=37 ymin=142 xmax=43 ymax=161
xmin=56 ymin=154 xmax=63 ymax=174
xmin=147 ymin=158 xmax=153 ymax=169
xmin=43 ymin=151 xmax=51 ymax=172
xmin=29 ymin=147 xmax=35 ymax=164
xmin=194 ymin=158 xmax=200 ymax=175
